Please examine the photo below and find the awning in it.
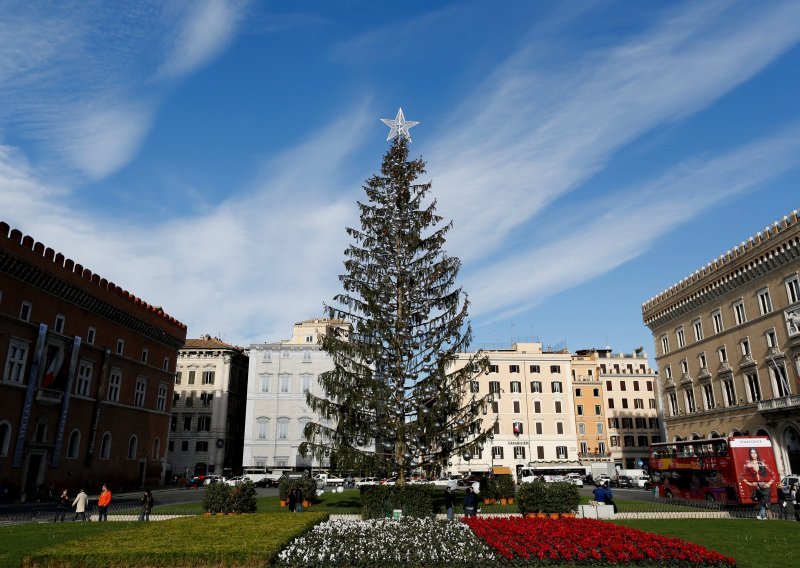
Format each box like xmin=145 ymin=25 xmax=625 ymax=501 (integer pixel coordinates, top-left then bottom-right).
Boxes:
xmin=493 ymin=466 xmax=513 ymax=475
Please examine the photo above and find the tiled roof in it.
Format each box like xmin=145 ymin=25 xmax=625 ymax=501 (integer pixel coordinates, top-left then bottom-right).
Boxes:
xmin=182 ymin=336 xmax=242 ymax=351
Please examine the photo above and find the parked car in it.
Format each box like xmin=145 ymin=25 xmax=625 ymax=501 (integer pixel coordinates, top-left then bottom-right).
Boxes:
xmin=613 ymin=475 xmax=634 ymax=488
xmin=595 ymin=474 xmax=611 ymax=486
xmin=224 ymin=476 xmax=246 ymax=486
xmin=203 ymin=475 xmax=222 ymax=485
xmin=380 ymin=477 xmax=398 ymax=485
xmin=780 ymin=474 xmax=800 ymax=491
xmin=564 ymin=473 xmax=584 ymax=487
xmin=634 ymin=475 xmax=650 ymax=489
xmin=355 ymin=477 xmax=380 ymax=487
xmin=431 ymin=475 xmax=462 ymax=487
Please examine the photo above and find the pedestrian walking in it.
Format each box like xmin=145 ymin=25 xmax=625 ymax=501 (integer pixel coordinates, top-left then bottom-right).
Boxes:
xmin=445 ymin=486 xmax=455 ymax=521
xmin=72 ymin=488 xmax=88 ymax=522
xmin=97 ymin=484 xmax=112 ymax=521
xmin=140 ymin=489 xmax=154 ymax=521
xmin=54 ymin=489 xmax=69 ymax=522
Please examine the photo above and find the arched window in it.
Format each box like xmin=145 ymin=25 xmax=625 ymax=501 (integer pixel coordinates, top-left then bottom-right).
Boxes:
xmin=152 ymin=438 xmax=160 ymax=460
xmin=730 ymin=429 xmax=742 ymax=437
xmin=709 ymin=431 xmax=721 ymax=439
xmin=100 ymin=432 xmax=112 ymax=459
xmin=0 ymin=421 xmax=11 ymax=457
xmin=67 ymin=429 xmax=80 ymax=459
xmin=756 ymin=428 xmax=770 ymax=438
xmin=128 ymin=436 xmax=138 ymax=460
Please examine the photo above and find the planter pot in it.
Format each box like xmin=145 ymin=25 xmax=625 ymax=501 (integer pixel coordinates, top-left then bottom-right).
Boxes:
xmin=524 ymin=513 xmax=539 ymax=518
xmin=500 ymin=498 xmax=508 ymax=505
xmin=548 ymin=513 xmax=560 ymax=519
xmin=280 ymin=500 xmax=287 ymax=507
xmin=202 ymin=512 xmax=212 ymax=518
xmin=507 ymin=498 xmax=514 ymax=505
xmin=561 ymin=512 xmax=576 ymax=518
xmin=536 ymin=513 xmax=547 ymax=518
xmin=302 ymin=500 xmax=311 ymax=508
xmin=483 ymin=499 xmax=492 ymax=505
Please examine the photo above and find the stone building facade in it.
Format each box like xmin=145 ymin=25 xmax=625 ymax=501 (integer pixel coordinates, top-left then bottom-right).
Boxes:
xmin=643 ymin=209 xmax=800 ymax=476
xmin=0 ymin=222 xmax=186 ymax=498
xmin=169 ymin=336 xmax=249 ymax=479
xmin=242 ymin=318 xmax=350 ymax=471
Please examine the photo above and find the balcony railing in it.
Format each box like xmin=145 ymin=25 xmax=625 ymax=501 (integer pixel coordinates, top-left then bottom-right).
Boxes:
xmin=758 ymin=394 xmax=800 ymax=412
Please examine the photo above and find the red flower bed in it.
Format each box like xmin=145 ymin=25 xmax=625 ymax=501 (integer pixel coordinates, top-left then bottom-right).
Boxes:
xmin=464 ymin=516 xmax=735 ymax=566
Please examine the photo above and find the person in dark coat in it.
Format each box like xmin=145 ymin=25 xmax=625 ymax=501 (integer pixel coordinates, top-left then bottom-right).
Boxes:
xmin=140 ymin=489 xmax=154 ymax=521
xmin=54 ymin=489 xmax=69 ymax=522
xmin=463 ymin=487 xmax=478 ymax=517
xmin=603 ymin=482 xmax=618 ymax=513
xmin=287 ymin=486 xmax=298 ymax=512
xmin=592 ymin=484 xmax=607 ymax=503
xmin=445 ymin=486 xmax=455 ymax=521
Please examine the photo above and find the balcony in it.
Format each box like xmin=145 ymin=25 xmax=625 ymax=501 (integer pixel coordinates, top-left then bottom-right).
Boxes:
xmin=35 ymin=388 xmax=63 ymax=406
xmin=758 ymin=394 xmax=800 ymax=417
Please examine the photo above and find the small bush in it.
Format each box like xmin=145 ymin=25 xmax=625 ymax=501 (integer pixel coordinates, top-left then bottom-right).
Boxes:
xmin=494 ymin=475 xmax=515 ymax=500
xmin=201 ymin=482 xmax=230 ymax=513
xmin=516 ymin=481 xmax=547 ymax=514
xmin=279 ymin=477 xmax=318 ymax=504
xmin=360 ymin=484 xmax=434 ymax=519
xmin=516 ymin=481 xmax=580 ymax=514
xmin=479 ymin=476 xmax=497 ymax=500
xmin=546 ymin=482 xmax=580 ymax=513
xmin=230 ymin=480 xmax=257 ymax=513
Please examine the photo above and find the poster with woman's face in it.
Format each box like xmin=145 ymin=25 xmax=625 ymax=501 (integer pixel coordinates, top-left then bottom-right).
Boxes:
xmin=731 ymin=437 xmax=778 ymax=503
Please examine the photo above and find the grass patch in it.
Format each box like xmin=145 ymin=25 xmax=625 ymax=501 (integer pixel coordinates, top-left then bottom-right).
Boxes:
xmin=619 ymin=519 xmax=800 ymax=568
xmin=24 ymin=512 xmax=327 ymax=567
xmin=0 ymin=522 xmax=131 ymax=568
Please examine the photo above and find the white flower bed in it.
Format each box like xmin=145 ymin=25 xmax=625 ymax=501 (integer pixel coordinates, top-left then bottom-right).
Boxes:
xmin=278 ymin=517 xmax=498 ymax=566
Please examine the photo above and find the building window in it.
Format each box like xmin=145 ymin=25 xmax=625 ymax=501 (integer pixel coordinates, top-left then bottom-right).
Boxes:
xmin=669 ymin=392 xmax=678 ymax=416
xmin=128 ymin=436 xmax=138 ymax=460
xmin=305 ymin=335 xmax=314 ymax=343
xmin=108 ymin=368 xmax=122 ymax=402
xmin=493 ymin=421 xmax=500 ymax=434
xmin=302 ymin=350 xmax=311 ymax=362
xmin=577 ymin=405 xmax=584 ymax=416
xmin=622 ymin=398 xmax=629 ymax=409
xmin=67 ymin=430 xmax=80 ymax=459
xmin=703 ymin=384 xmax=715 ymax=409
xmin=116 ymin=339 xmax=124 ymax=355
xmin=537 ymin=446 xmax=545 ymax=459
xmin=257 ymin=417 xmax=269 ymax=439
xmin=661 ymin=335 xmax=669 ymax=354
xmin=260 ymin=374 xmax=271 ymax=392
xmin=470 ymin=381 xmax=479 ymax=393
xmin=610 ymin=436 xmax=620 ymax=448
xmin=693 ymin=320 xmax=703 ymax=341
xmin=87 ymin=327 xmax=96 ymax=345
xmin=765 ymin=329 xmax=778 ymax=349
xmin=510 ymin=381 xmax=521 ymax=393
xmin=685 ymin=389 xmax=696 ymax=413
xmin=302 ymin=373 xmax=312 ymax=393
xmin=676 ymin=328 xmax=686 ymax=348
xmin=513 ymin=446 xmax=526 ymax=459
xmin=757 ymin=288 xmax=773 ymax=315
xmin=513 ymin=421 xmax=523 ymax=435
xmin=634 ymin=398 xmax=644 ymax=409
xmin=597 ymin=423 xmax=604 ymax=435
xmin=606 ymin=380 xmax=612 ymax=391
xmin=608 ymin=399 xmax=615 ymax=409
xmin=4 ymin=339 xmax=29 ymax=383
xmin=0 ymin=422 xmax=12 ymax=457
xmin=19 ymin=301 xmax=32 ymax=322
xmin=185 ymin=392 xmax=193 ymax=407
xmin=699 ymin=353 xmax=707 ymax=370
xmin=277 ymin=420 xmax=289 ymax=439
xmin=578 ymin=422 xmax=586 ymax=435
xmin=488 ymin=365 xmax=499 ymax=373
xmin=492 ymin=401 xmax=499 ymax=413
xmin=279 ymin=374 xmax=290 ymax=393
xmin=201 ymin=392 xmax=214 ymax=407
xmin=621 ymin=417 xmax=633 ymax=429
xmin=141 ymin=348 xmax=148 ymax=364
xmin=741 ymin=339 xmax=751 ymax=356
xmin=197 ymin=416 xmax=211 ymax=431
xmin=680 ymin=360 xmax=689 ymax=375
xmin=188 ymin=371 xmax=196 ymax=385
xmin=637 ymin=435 xmax=649 ymax=447
xmin=489 ymin=381 xmax=500 ymax=393
xmin=551 ymin=381 xmax=563 ymax=393
xmin=175 ymin=371 xmax=182 ymax=385
xmin=492 ymin=446 xmax=504 ymax=459
xmin=530 ymin=381 xmax=542 ymax=393
xmin=170 ymin=416 xmax=176 ymax=432
xmin=183 ymin=417 xmax=192 ymax=431
xmin=75 ymin=360 xmax=93 ymax=396
xmin=509 ymin=365 xmax=520 ymax=373
xmin=550 ymin=365 xmax=561 ymax=373
xmin=556 ymin=422 xmax=564 ymax=434
xmin=649 ymin=398 xmax=656 ymax=409
xmin=554 ymin=400 xmax=562 ymax=413
xmin=168 ymin=440 xmax=174 ymax=452
xmin=535 ymin=422 xmax=543 ymax=435
xmin=649 ymin=418 xmax=659 ymax=429
xmin=134 ymin=377 xmax=146 ymax=407
xmin=195 ymin=441 xmax=208 ymax=452
xmin=712 ymin=310 xmax=723 ymax=334
xmin=624 ymin=435 xmax=635 ymax=448
xmin=163 ymin=357 xmax=170 ymax=371
xmin=54 ymin=314 xmax=65 ymax=334
xmin=156 ymin=383 xmax=167 ymax=411
xmin=770 ymin=364 xmax=791 ymax=398
xmin=152 ymin=438 xmax=160 ymax=460
xmin=100 ymin=432 xmax=112 ymax=459
xmin=181 ymin=441 xmax=189 ymax=452
xmin=620 ymin=381 xmax=627 ymax=391
xmin=723 ymin=379 xmax=736 ymax=406
xmin=530 ymin=365 xmax=540 ymax=373
xmin=202 ymin=371 xmax=215 ymax=385
xmin=575 ymin=388 xmax=582 ymax=397
xmin=633 ymin=381 xmax=639 ymax=391
xmin=786 ymin=275 xmax=800 ymax=305
xmin=733 ymin=300 xmax=746 ymax=325
xmin=513 ymin=400 xmax=520 ymax=413
xmin=556 ymin=446 xmax=568 ymax=459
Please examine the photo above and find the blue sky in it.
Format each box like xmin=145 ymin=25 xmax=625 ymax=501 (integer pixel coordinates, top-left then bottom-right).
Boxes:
xmin=2 ymin=1 xmax=800 ymax=357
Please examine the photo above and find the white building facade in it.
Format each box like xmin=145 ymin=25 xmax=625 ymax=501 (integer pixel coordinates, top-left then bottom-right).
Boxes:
xmin=243 ymin=318 xmax=350 ymax=471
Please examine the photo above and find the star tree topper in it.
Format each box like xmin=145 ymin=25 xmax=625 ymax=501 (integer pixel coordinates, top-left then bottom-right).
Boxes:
xmin=381 ymin=108 xmax=419 ymax=141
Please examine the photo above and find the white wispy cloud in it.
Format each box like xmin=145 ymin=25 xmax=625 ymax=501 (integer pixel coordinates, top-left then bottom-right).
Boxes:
xmin=465 ymin=123 xmax=800 ymax=321
xmin=428 ymin=0 xmax=800 ymax=262
xmin=0 ymin=1 xmax=246 ymax=180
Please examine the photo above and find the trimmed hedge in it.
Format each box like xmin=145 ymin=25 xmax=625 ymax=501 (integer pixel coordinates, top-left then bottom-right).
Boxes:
xmin=360 ymin=484 xmax=434 ymax=519
xmin=494 ymin=475 xmax=516 ymax=500
xmin=516 ymin=481 xmax=579 ymax=514
xmin=202 ymin=479 xmax=257 ymax=513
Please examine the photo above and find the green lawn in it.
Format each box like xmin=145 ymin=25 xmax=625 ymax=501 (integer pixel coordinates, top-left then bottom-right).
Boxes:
xmin=619 ymin=519 xmax=800 ymax=568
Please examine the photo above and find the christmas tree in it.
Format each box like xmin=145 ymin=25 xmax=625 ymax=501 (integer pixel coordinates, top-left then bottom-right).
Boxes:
xmin=302 ymin=110 xmax=493 ymax=484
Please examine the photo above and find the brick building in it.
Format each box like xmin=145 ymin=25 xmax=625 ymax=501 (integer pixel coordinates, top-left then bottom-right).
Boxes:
xmin=0 ymin=222 xmax=186 ymax=499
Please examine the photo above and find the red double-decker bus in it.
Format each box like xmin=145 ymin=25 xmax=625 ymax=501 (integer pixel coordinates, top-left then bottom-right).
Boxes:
xmin=648 ymin=436 xmax=779 ymax=505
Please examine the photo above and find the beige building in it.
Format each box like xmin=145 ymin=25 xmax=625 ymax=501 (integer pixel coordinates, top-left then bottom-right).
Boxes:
xmin=453 ymin=342 xmax=579 ymax=478
xmin=643 ymin=209 xmax=800 ymax=476
xmin=170 ymin=336 xmax=249 ymax=479
xmin=570 ymin=351 xmax=609 ymax=464
xmin=243 ymin=318 xmax=350 ymax=471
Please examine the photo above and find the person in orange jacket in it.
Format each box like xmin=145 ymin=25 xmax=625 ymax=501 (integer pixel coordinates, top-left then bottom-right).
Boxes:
xmin=97 ymin=484 xmax=112 ymax=521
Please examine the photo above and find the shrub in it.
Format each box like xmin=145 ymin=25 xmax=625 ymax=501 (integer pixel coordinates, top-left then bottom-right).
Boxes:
xmin=201 ymin=482 xmax=231 ymax=514
xmin=480 ymin=476 xmax=497 ymax=500
xmin=229 ymin=479 xmax=257 ymax=513
xmin=494 ymin=475 xmax=516 ymax=500
xmin=516 ymin=481 xmax=547 ymax=514
xmin=546 ymin=482 xmax=580 ymax=514
xmin=279 ymin=477 xmax=318 ymax=504
xmin=360 ymin=484 xmax=434 ymax=519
